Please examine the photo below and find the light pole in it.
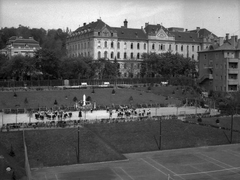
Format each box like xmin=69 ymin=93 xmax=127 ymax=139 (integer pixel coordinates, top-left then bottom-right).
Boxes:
xmin=159 ymin=117 xmax=162 ymax=150
xmin=15 ymin=105 xmax=20 ymax=124
xmin=77 ymin=126 xmax=80 ymax=163
xmin=1 ymin=109 xmax=3 ymax=129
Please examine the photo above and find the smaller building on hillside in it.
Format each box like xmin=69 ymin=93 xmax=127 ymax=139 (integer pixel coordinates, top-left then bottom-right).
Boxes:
xmin=198 ymin=34 xmax=240 ymax=92
xmin=0 ymin=36 xmax=41 ymax=59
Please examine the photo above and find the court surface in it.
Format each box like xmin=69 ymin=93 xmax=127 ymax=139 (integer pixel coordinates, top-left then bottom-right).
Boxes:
xmin=31 ymin=143 xmax=240 ymax=180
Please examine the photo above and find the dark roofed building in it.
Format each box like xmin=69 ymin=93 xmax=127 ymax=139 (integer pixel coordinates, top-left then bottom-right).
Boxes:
xmin=66 ymin=19 xmax=219 ymax=78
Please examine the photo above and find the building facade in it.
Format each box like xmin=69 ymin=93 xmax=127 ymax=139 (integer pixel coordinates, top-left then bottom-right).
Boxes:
xmin=0 ymin=36 xmax=41 ymax=59
xmin=66 ymin=19 xmax=218 ymax=78
xmin=198 ymin=34 xmax=240 ymax=92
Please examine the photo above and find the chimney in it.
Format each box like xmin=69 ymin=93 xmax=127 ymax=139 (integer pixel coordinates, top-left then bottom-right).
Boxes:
xmin=185 ymin=29 xmax=188 ymax=32
xmin=196 ymin=27 xmax=200 ymax=32
xmin=226 ymin=33 xmax=229 ymax=41
xmin=83 ymin=22 xmax=86 ymax=26
xmin=231 ymin=35 xmax=238 ymax=48
xmin=145 ymin=22 xmax=149 ymax=27
xmin=218 ymin=37 xmax=224 ymax=46
xmin=124 ymin=19 xmax=128 ymax=28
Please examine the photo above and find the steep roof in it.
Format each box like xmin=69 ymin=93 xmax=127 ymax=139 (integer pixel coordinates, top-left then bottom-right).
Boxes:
xmin=215 ymin=41 xmax=236 ymax=50
xmin=170 ymin=31 xmax=200 ymax=43
xmin=199 ymin=40 xmax=240 ymax=53
xmin=189 ymin=28 xmax=217 ymax=38
xmin=144 ymin=24 xmax=172 ymax=36
xmin=7 ymin=36 xmax=39 ymax=45
xmin=74 ymin=19 xmax=116 ymax=33
xmin=113 ymin=27 xmax=147 ymax=40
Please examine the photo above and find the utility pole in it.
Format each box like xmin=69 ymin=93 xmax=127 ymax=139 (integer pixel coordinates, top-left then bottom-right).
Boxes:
xmin=159 ymin=117 xmax=162 ymax=150
xmin=230 ymin=113 xmax=233 ymax=144
xmin=77 ymin=126 xmax=80 ymax=163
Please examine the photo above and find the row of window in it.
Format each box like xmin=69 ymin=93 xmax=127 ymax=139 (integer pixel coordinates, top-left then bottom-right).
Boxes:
xmin=68 ymin=42 xmax=91 ymax=51
xmin=151 ymin=44 xmax=200 ymax=52
xmin=70 ymin=50 xmax=195 ymax=60
xmin=98 ymin=51 xmax=141 ymax=59
xmin=97 ymin=41 xmax=147 ymax=50
xmin=69 ymin=41 xmax=200 ymax=55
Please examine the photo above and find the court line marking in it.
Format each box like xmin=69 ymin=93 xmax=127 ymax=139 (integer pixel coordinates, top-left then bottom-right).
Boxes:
xmin=188 ymin=164 xmax=220 ymax=180
xmin=174 ymin=166 xmax=240 ymax=176
xmin=55 ymin=174 xmax=59 ymax=180
xmin=111 ymin=168 xmax=124 ymax=180
xmin=45 ymin=174 xmax=48 ymax=180
xmin=198 ymin=153 xmax=233 ymax=168
xmin=196 ymin=153 xmax=240 ymax=175
xmin=223 ymin=149 xmax=240 ymax=158
xmin=140 ymin=158 xmax=175 ymax=180
xmin=118 ymin=167 xmax=135 ymax=180
xmin=196 ymin=153 xmax=228 ymax=169
xmin=147 ymin=157 xmax=186 ymax=180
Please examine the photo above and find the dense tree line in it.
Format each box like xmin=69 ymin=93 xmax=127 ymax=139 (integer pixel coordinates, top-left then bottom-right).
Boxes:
xmin=0 ymin=49 xmax=120 ymax=80
xmin=140 ymin=52 xmax=198 ymax=78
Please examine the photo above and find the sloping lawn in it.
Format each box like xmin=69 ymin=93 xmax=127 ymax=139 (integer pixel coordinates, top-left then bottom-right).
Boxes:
xmin=0 ymin=131 xmax=26 ymax=180
xmin=25 ymin=128 xmax=126 ymax=168
xmin=186 ymin=116 xmax=240 ymax=131
xmin=0 ymin=87 xmax=181 ymax=110
xmin=86 ymin=119 xmax=237 ymax=153
xmin=1 ymin=118 xmax=238 ymax=172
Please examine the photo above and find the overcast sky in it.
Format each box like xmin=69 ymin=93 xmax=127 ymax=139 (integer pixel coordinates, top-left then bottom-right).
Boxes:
xmin=1 ymin=0 xmax=240 ymax=37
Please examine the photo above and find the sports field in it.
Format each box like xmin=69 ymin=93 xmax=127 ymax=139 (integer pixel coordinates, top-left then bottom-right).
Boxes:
xmin=31 ymin=144 xmax=240 ymax=180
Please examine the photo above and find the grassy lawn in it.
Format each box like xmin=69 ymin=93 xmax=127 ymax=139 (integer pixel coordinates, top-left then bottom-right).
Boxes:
xmin=186 ymin=116 xmax=240 ymax=133
xmin=25 ymin=128 xmax=126 ymax=168
xmin=0 ymin=86 xmax=187 ymax=110
xmin=86 ymin=119 xmax=238 ymax=153
xmin=0 ymin=131 xmax=26 ymax=180
xmin=0 ymin=117 xmax=239 ymax=177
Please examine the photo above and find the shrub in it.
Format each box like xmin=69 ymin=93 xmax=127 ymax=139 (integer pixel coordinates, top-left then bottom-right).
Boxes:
xmin=112 ymin=89 xmax=115 ymax=94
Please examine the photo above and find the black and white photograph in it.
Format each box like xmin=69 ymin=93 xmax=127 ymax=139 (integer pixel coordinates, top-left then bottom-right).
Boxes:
xmin=0 ymin=0 xmax=240 ymax=179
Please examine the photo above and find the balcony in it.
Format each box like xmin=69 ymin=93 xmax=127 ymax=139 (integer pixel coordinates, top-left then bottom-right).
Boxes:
xmin=228 ymin=79 xmax=239 ymax=85
xmin=228 ymin=58 xmax=239 ymax=63
xmin=228 ymin=68 xmax=239 ymax=74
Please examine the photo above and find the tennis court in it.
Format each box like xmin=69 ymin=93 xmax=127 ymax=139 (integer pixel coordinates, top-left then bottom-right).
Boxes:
xmin=32 ymin=143 xmax=240 ymax=180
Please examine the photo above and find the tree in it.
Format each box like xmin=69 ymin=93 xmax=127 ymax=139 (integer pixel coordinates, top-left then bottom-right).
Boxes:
xmin=35 ymin=49 xmax=60 ymax=79
xmin=0 ymin=55 xmax=36 ymax=80
xmin=140 ymin=52 xmax=197 ymax=78
xmin=93 ymin=59 xmax=119 ymax=79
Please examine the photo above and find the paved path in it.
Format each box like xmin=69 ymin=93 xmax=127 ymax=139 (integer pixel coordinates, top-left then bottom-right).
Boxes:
xmin=0 ymin=107 xmax=211 ymax=127
xmin=31 ymin=143 xmax=240 ymax=180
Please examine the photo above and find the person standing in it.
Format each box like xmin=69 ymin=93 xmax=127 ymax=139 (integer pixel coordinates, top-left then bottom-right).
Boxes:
xmin=78 ymin=110 xmax=82 ymax=120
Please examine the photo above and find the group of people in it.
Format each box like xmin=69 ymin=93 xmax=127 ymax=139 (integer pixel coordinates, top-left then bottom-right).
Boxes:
xmin=106 ymin=105 xmax=152 ymax=118
xmin=35 ymin=110 xmax=72 ymax=120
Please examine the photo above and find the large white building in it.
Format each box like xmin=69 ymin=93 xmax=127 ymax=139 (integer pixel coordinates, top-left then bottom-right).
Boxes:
xmin=66 ymin=19 xmax=219 ymax=78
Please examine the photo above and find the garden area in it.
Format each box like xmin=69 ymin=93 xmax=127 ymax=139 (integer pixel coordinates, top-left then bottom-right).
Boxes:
xmin=0 ymin=85 xmax=196 ymax=111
